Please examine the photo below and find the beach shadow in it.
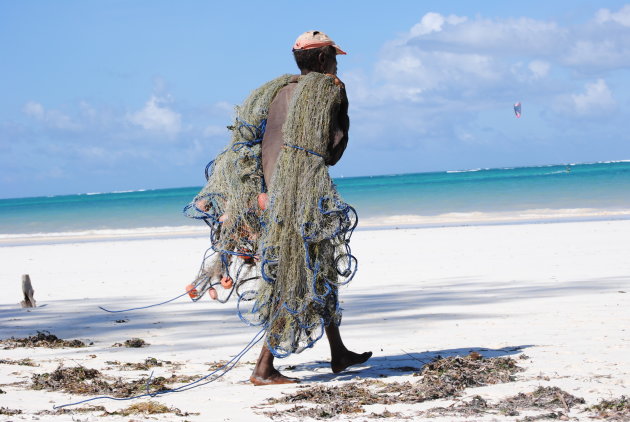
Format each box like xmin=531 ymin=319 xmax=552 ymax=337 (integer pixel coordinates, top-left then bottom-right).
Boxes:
xmin=341 ymin=275 xmax=629 ymax=325
xmin=1 ymin=275 xmax=625 ymax=353
xmin=284 ymin=345 xmax=533 ymax=383
xmin=0 ymin=295 xmax=255 ymax=353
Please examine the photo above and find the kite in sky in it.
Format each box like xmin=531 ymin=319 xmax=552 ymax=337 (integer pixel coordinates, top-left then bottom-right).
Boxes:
xmin=514 ymin=102 xmax=522 ymax=118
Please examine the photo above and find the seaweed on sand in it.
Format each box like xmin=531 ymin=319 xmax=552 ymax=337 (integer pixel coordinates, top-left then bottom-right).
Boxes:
xmin=588 ymin=396 xmax=630 ymax=420
xmin=1 ymin=331 xmax=86 ymax=349
xmin=263 ymin=353 xmax=524 ymax=419
xmin=496 ymin=386 xmax=585 ymax=415
xmin=420 ymin=387 xmax=585 ymax=419
xmin=31 ymin=365 xmax=198 ymax=397
xmin=420 ymin=395 xmax=491 ymax=418
xmin=0 ymin=357 xmax=38 ymax=366
xmin=104 ymin=357 xmax=176 ymax=371
xmin=112 ymin=338 xmax=149 ymax=348
xmin=0 ymin=407 xmax=22 ymax=416
xmin=36 ymin=402 xmax=198 ymax=417
xmin=410 ymin=352 xmax=523 ymax=399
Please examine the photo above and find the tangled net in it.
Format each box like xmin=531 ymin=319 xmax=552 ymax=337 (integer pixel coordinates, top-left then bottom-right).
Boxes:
xmin=184 ymin=72 xmax=357 ymax=357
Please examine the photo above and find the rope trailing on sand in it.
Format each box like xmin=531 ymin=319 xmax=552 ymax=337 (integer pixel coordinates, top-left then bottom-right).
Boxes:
xmin=98 ymin=290 xmax=192 ymax=313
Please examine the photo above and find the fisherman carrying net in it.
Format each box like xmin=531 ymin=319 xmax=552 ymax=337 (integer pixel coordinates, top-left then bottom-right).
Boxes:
xmin=185 ymin=30 xmax=371 ymax=385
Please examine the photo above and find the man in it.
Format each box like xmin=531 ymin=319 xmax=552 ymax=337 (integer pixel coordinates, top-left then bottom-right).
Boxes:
xmin=186 ymin=31 xmax=370 ymax=386
xmin=249 ymin=30 xmax=371 ymax=385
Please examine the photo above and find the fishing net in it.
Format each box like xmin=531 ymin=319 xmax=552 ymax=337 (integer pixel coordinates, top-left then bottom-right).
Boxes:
xmin=183 ymin=74 xmax=292 ymax=304
xmin=184 ymin=72 xmax=357 ymax=357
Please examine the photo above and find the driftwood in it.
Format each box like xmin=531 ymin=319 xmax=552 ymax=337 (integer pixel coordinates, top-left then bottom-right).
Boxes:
xmin=21 ymin=274 xmax=36 ymax=308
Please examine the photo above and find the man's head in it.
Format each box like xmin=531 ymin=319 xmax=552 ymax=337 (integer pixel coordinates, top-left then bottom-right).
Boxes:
xmin=292 ymin=30 xmax=346 ymax=75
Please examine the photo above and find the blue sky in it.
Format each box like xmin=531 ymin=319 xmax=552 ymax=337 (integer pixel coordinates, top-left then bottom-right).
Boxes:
xmin=1 ymin=0 xmax=629 ymax=198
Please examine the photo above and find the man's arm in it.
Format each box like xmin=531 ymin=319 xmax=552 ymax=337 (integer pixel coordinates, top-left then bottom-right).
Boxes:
xmin=326 ymin=83 xmax=349 ymax=166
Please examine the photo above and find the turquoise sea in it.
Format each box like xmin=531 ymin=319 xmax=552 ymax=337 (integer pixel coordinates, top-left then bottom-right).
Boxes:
xmin=1 ymin=161 xmax=630 ymax=237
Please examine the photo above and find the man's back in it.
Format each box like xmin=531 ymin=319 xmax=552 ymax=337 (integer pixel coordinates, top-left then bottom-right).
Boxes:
xmin=261 ymin=75 xmax=349 ymax=188
xmin=261 ymin=77 xmax=299 ymax=186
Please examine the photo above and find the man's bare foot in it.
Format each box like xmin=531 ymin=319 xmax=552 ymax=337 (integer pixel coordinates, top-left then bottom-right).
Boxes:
xmin=250 ymin=368 xmax=299 ymax=386
xmin=331 ymin=350 xmax=372 ymax=374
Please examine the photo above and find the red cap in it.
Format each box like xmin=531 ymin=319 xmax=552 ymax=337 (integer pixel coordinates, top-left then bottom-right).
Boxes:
xmin=293 ymin=30 xmax=347 ymax=55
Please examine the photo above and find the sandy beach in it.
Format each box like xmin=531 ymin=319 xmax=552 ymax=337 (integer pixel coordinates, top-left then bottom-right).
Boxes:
xmin=1 ymin=219 xmax=629 ymax=421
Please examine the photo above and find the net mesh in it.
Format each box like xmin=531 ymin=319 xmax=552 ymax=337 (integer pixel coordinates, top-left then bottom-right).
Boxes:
xmin=184 ymin=72 xmax=357 ymax=357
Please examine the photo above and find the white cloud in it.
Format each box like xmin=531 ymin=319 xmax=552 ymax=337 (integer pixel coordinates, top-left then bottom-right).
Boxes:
xmin=596 ymin=4 xmax=630 ymax=26
xmin=23 ymin=101 xmax=80 ymax=130
xmin=405 ymin=14 xmax=564 ymax=56
xmin=561 ymin=5 xmax=630 ymax=69
xmin=127 ymin=95 xmax=182 ymax=136
xmin=18 ymin=88 xmax=226 ymax=151
xmin=356 ymin=6 xmax=630 ymax=112
xmin=364 ymin=12 xmax=566 ymax=109
xmin=342 ymin=6 xmax=630 ymax=155
xmin=372 ymin=47 xmax=501 ymax=105
xmin=23 ymin=101 xmax=44 ymax=118
xmin=563 ymin=39 xmax=630 ymax=69
xmin=571 ymin=79 xmax=616 ymax=115
xmin=528 ymin=60 xmax=550 ymax=79
xmin=389 ymin=5 xmax=630 ymax=83
xmin=408 ymin=12 xmax=467 ymax=37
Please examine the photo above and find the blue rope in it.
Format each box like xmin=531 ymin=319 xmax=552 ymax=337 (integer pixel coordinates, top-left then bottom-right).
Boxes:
xmin=98 ymin=289 xmax=193 ymax=313
xmin=145 ymin=371 xmax=154 ymax=396
xmin=53 ymin=327 xmax=266 ymax=409
xmin=231 ymin=119 xmax=266 ymax=151
xmin=204 ymin=160 xmax=215 ymax=181
xmin=283 ymin=143 xmax=324 ymax=158
xmin=236 ymin=290 xmax=267 ymax=327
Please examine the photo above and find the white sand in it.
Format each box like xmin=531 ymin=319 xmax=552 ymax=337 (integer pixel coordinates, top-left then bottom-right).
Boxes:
xmin=0 ymin=220 xmax=629 ymax=421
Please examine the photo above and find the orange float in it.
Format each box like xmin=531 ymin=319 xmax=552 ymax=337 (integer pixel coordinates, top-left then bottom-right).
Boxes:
xmin=195 ymin=199 xmax=209 ymax=211
xmin=257 ymin=193 xmax=269 ymax=210
xmin=185 ymin=284 xmax=198 ymax=299
xmin=237 ymin=248 xmax=255 ymax=265
xmin=208 ymin=287 xmax=218 ymax=300
xmin=220 ymin=276 xmax=233 ymax=289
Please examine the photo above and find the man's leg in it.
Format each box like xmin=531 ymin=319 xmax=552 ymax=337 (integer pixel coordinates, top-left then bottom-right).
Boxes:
xmin=326 ymin=324 xmax=372 ymax=374
xmin=250 ymin=344 xmax=299 ymax=385
xmin=250 ymin=325 xmax=371 ymax=385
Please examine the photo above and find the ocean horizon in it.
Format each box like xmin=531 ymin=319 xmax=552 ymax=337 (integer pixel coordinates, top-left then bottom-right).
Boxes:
xmin=2 ymin=160 xmax=630 ymax=240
